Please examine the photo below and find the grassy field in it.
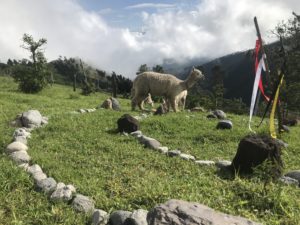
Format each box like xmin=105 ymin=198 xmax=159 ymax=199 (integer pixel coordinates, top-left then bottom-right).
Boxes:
xmin=0 ymin=75 xmax=300 ymax=225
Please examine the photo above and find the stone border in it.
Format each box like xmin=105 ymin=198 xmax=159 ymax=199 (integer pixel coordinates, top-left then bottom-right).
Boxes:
xmin=5 ymin=110 xmax=298 ymax=225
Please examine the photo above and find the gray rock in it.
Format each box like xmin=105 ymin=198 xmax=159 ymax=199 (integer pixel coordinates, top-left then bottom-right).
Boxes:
xmin=111 ymin=97 xmax=121 ymax=111
xmin=213 ymin=110 xmax=227 ymax=119
xmin=216 ymin=160 xmax=232 ymax=169
xmin=72 ymin=194 xmax=95 ymax=214
xmin=78 ymin=109 xmax=86 ymax=113
xmin=66 ymin=184 xmax=76 ymax=193
xmin=285 ymin=170 xmax=300 ymax=184
xmin=157 ymin=146 xmax=168 ymax=154
xmin=139 ymin=136 xmax=161 ymax=150
xmin=10 ymin=150 xmax=31 ymax=164
xmin=167 ymin=150 xmax=181 ymax=157
xmin=14 ymin=136 xmax=28 ymax=144
xmin=109 ymin=210 xmax=132 ymax=225
xmin=195 ymin=160 xmax=215 ymax=166
xmin=27 ymin=165 xmax=47 ymax=181
xmin=92 ymin=209 xmax=109 ymax=225
xmin=27 ymin=164 xmax=43 ymax=175
xmin=13 ymin=128 xmax=31 ymax=139
xmin=50 ymin=183 xmax=75 ymax=202
xmin=41 ymin=116 xmax=49 ymax=125
xmin=21 ymin=110 xmax=43 ymax=128
xmin=216 ymin=120 xmax=233 ymax=129
xmin=147 ymin=199 xmax=261 ymax=225
xmin=179 ymin=153 xmax=195 ymax=161
xmin=124 ymin=209 xmax=148 ymax=225
xmin=6 ymin=141 xmax=28 ymax=154
xmin=279 ymin=176 xmax=299 ymax=186
xmin=36 ymin=177 xmax=57 ymax=194
xmin=33 ymin=172 xmax=47 ymax=182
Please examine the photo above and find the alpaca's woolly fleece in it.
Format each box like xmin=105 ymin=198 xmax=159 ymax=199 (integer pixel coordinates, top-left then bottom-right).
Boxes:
xmin=131 ymin=68 xmax=204 ymax=112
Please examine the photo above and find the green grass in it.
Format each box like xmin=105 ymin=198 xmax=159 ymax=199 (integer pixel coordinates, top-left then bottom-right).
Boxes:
xmin=1 ymin=75 xmax=300 ymax=225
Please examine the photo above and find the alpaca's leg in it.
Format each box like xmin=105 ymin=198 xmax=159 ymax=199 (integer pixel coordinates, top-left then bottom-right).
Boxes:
xmin=131 ymin=98 xmax=137 ymax=111
xmin=170 ymin=98 xmax=177 ymax=112
xmin=138 ymin=97 xmax=146 ymax=110
xmin=182 ymin=97 xmax=186 ymax=110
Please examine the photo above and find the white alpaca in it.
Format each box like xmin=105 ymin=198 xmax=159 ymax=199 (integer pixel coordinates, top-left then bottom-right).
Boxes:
xmin=131 ymin=67 xmax=204 ymax=112
xmin=142 ymin=93 xmax=154 ymax=108
xmin=176 ymin=90 xmax=188 ymax=110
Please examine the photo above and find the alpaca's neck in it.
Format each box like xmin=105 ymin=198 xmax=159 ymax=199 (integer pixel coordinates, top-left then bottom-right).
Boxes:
xmin=182 ymin=73 xmax=197 ymax=89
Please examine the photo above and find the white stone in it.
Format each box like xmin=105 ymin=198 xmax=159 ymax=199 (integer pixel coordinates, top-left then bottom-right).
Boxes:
xmin=27 ymin=164 xmax=43 ymax=175
xmin=179 ymin=153 xmax=195 ymax=161
xmin=6 ymin=141 xmax=28 ymax=154
xmin=157 ymin=146 xmax=168 ymax=154
xmin=13 ymin=128 xmax=31 ymax=139
xmin=33 ymin=172 xmax=47 ymax=181
xmin=72 ymin=194 xmax=95 ymax=214
xmin=92 ymin=209 xmax=109 ymax=225
xmin=10 ymin=150 xmax=31 ymax=164
xmin=195 ymin=160 xmax=215 ymax=166
xmin=21 ymin=110 xmax=43 ymax=128
xmin=14 ymin=136 xmax=27 ymax=144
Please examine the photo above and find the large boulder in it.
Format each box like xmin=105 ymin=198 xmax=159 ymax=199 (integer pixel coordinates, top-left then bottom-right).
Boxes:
xmin=147 ymin=199 xmax=261 ymax=225
xmin=231 ymin=135 xmax=283 ymax=176
xmin=21 ymin=110 xmax=43 ymax=128
xmin=117 ymin=114 xmax=140 ymax=133
xmin=216 ymin=120 xmax=233 ymax=129
xmin=213 ymin=110 xmax=226 ymax=119
xmin=111 ymin=97 xmax=121 ymax=111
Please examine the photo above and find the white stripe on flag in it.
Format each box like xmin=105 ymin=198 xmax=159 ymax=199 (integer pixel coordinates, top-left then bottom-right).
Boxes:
xmin=249 ymin=56 xmax=265 ymax=131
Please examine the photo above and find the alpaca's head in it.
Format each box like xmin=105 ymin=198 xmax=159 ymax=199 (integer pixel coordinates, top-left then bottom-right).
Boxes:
xmin=185 ymin=67 xmax=205 ymax=88
xmin=190 ymin=67 xmax=205 ymax=81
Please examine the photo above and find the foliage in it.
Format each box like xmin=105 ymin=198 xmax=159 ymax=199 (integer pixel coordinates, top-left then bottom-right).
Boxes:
xmin=136 ymin=64 xmax=149 ymax=75
xmin=152 ymin=65 xmax=164 ymax=73
xmin=12 ymin=34 xmax=49 ymax=93
xmin=268 ymin=13 xmax=300 ymax=114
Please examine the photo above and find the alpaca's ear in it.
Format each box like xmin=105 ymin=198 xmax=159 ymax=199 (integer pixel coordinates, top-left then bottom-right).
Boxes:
xmin=192 ymin=66 xmax=195 ymax=72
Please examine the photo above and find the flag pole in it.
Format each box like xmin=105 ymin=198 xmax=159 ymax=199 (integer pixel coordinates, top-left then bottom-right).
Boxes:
xmin=254 ymin=17 xmax=271 ymax=81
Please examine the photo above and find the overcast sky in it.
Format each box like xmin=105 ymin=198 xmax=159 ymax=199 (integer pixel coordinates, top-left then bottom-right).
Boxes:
xmin=0 ymin=0 xmax=299 ymax=78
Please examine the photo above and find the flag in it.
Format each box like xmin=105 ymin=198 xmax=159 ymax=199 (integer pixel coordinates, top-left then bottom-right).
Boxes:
xmin=248 ymin=40 xmax=269 ymax=131
xmin=270 ymin=74 xmax=284 ymax=138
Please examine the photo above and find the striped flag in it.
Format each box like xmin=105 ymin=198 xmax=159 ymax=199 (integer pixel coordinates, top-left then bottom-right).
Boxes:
xmin=248 ymin=40 xmax=269 ymax=131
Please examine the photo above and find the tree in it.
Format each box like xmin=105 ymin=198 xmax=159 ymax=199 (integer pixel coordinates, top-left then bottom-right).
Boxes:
xmin=12 ymin=33 xmax=49 ymax=93
xmin=152 ymin=65 xmax=164 ymax=73
xmin=136 ymin=64 xmax=149 ymax=75
xmin=211 ymin=65 xmax=225 ymax=109
xmin=269 ymin=13 xmax=300 ymax=115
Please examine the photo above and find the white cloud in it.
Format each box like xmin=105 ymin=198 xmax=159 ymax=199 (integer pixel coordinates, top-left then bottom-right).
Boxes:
xmin=0 ymin=0 xmax=299 ymax=79
xmin=125 ymin=3 xmax=176 ymax=10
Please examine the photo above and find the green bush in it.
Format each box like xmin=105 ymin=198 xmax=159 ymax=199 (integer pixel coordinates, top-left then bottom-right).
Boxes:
xmin=12 ymin=64 xmax=49 ymax=93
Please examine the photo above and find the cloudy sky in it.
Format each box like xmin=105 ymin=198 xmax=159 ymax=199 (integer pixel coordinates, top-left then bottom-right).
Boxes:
xmin=0 ymin=0 xmax=299 ymax=78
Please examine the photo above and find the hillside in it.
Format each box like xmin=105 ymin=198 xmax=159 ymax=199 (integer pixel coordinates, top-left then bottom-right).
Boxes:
xmin=1 ymin=75 xmax=300 ymax=224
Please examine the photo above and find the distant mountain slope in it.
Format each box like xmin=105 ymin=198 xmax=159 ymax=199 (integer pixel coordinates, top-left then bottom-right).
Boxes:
xmin=200 ymin=51 xmax=255 ymax=105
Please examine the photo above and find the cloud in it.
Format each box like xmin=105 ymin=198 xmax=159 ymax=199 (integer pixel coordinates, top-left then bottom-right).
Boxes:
xmin=125 ymin=3 xmax=176 ymax=10
xmin=0 ymin=0 xmax=299 ymax=79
